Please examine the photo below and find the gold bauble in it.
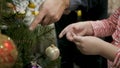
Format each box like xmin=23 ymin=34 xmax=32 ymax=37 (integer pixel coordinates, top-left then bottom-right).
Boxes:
xmin=32 ymin=11 xmax=39 ymax=16
xmin=45 ymin=44 xmax=60 ymax=61
xmin=28 ymin=2 xmax=36 ymax=8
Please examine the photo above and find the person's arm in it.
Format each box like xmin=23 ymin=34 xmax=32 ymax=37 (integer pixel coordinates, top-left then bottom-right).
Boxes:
xmin=29 ymin=0 xmax=104 ymax=30
xmin=90 ymin=8 xmax=120 ymax=37
xmin=100 ymin=43 xmax=120 ymax=68
xmin=29 ymin=0 xmax=69 ymax=30
xmin=72 ymin=35 xmax=120 ymax=67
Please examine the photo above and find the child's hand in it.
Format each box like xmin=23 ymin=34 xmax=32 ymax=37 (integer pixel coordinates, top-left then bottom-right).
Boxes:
xmin=72 ymin=35 xmax=106 ymax=55
xmin=59 ymin=21 xmax=93 ymax=41
xmin=72 ymin=35 xmax=120 ymax=61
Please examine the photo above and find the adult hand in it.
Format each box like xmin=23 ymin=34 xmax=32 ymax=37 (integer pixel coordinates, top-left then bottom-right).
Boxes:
xmin=59 ymin=22 xmax=93 ymax=41
xmin=29 ymin=0 xmax=69 ymax=30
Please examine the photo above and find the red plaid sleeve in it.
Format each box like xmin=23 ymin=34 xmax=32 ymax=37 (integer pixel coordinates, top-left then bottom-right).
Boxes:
xmin=113 ymin=49 xmax=120 ymax=67
xmin=90 ymin=8 xmax=120 ymax=37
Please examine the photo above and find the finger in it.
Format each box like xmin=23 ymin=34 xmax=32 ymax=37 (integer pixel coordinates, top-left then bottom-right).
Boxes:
xmin=29 ymin=9 xmax=46 ymax=30
xmin=73 ymin=35 xmax=83 ymax=42
xmin=67 ymin=32 xmax=77 ymax=41
xmin=76 ymin=45 xmax=82 ymax=50
xmin=78 ymin=29 xmax=86 ymax=36
xmin=75 ymin=41 xmax=83 ymax=49
xmin=59 ymin=27 xmax=69 ymax=38
xmin=49 ymin=18 xmax=58 ymax=25
xmin=41 ymin=15 xmax=51 ymax=26
xmin=43 ymin=16 xmax=57 ymax=25
xmin=47 ymin=19 xmax=53 ymax=25
xmin=75 ymin=41 xmax=81 ymax=45
xmin=73 ymin=27 xmax=86 ymax=36
xmin=66 ymin=32 xmax=74 ymax=41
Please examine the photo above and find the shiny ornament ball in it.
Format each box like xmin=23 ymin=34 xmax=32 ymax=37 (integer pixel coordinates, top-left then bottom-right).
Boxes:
xmin=32 ymin=11 xmax=39 ymax=16
xmin=28 ymin=2 xmax=36 ymax=8
xmin=18 ymin=10 xmax=26 ymax=15
xmin=0 ymin=34 xmax=18 ymax=68
xmin=45 ymin=44 xmax=60 ymax=61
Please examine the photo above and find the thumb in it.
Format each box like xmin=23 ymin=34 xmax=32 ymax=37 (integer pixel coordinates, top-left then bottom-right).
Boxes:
xmin=73 ymin=36 xmax=84 ymax=48
xmin=73 ymin=35 xmax=83 ymax=43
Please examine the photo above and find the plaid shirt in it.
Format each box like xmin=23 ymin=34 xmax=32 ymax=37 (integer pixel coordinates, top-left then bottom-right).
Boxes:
xmin=91 ymin=7 xmax=120 ymax=68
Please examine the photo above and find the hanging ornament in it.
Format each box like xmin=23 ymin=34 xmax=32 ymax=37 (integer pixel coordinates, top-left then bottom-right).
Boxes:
xmin=25 ymin=60 xmax=42 ymax=68
xmin=32 ymin=11 xmax=39 ymax=16
xmin=11 ymin=0 xmax=45 ymax=25
xmin=18 ymin=10 xmax=26 ymax=15
xmin=76 ymin=10 xmax=82 ymax=17
xmin=76 ymin=10 xmax=82 ymax=21
xmin=0 ymin=33 xmax=18 ymax=68
xmin=31 ymin=60 xmax=42 ymax=68
xmin=28 ymin=2 xmax=36 ymax=9
xmin=45 ymin=44 xmax=60 ymax=61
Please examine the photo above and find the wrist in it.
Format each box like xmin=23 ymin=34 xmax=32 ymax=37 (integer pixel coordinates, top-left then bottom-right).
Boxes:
xmin=86 ymin=21 xmax=94 ymax=36
xmin=99 ymin=42 xmax=119 ymax=61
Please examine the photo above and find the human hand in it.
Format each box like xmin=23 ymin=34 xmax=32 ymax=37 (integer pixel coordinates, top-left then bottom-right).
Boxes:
xmin=72 ymin=35 xmax=120 ymax=61
xmin=72 ymin=35 xmax=106 ymax=55
xmin=29 ymin=0 xmax=69 ymax=30
xmin=59 ymin=22 xmax=93 ymax=41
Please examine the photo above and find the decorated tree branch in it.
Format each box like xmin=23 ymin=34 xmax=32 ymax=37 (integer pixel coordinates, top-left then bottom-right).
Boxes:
xmin=0 ymin=0 xmax=60 ymax=68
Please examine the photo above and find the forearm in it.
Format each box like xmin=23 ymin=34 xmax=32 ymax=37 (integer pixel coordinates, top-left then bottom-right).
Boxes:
xmin=99 ymin=42 xmax=119 ymax=61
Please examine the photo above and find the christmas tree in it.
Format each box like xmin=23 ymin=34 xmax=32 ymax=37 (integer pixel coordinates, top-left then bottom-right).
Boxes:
xmin=0 ymin=0 xmax=60 ymax=68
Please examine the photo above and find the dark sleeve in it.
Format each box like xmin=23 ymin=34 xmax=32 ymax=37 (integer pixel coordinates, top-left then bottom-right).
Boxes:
xmin=69 ymin=0 xmax=99 ymax=11
xmin=69 ymin=0 xmax=108 ymax=20
xmin=69 ymin=0 xmax=87 ymax=10
xmin=80 ymin=0 xmax=108 ymax=20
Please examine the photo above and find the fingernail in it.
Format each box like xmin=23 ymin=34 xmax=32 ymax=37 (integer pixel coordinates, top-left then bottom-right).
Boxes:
xmin=59 ymin=35 xmax=61 ymax=38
